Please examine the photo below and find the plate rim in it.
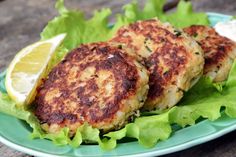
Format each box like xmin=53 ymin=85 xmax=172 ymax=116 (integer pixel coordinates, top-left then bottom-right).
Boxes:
xmin=1 ymin=117 xmax=236 ymax=157
xmin=0 ymin=12 xmax=234 ymax=157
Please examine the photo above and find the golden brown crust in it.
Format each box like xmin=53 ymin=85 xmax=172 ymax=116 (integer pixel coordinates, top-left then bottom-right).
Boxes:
xmin=183 ymin=25 xmax=236 ymax=82
xmin=111 ymin=19 xmax=204 ymax=110
xmin=34 ymin=42 xmax=149 ymax=134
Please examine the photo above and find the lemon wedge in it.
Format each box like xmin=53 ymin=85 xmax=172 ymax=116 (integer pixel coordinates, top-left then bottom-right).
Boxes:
xmin=5 ymin=34 xmax=66 ymax=106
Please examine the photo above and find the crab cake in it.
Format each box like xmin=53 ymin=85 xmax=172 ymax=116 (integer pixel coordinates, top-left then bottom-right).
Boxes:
xmin=111 ymin=19 xmax=204 ymax=110
xmin=184 ymin=25 xmax=236 ymax=82
xmin=34 ymin=42 xmax=149 ymax=135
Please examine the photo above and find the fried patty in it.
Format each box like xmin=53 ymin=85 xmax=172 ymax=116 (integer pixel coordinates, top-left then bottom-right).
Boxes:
xmin=111 ymin=19 xmax=204 ymax=110
xmin=34 ymin=42 xmax=149 ymax=135
xmin=183 ymin=25 xmax=236 ymax=82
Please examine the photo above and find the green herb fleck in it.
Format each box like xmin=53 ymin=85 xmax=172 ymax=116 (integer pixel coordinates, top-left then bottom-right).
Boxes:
xmin=174 ymin=30 xmax=182 ymax=37
xmin=193 ymin=32 xmax=198 ymax=37
xmin=118 ymin=45 xmax=123 ymax=49
xmin=145 ymin=45 xmax=152 ymax=53
xmin=163 ymin=70 xmax=169 ymax=75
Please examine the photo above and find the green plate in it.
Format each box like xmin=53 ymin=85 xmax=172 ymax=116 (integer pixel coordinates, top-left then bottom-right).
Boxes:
xmin=0 ymin=13 xmax=235 ymax=157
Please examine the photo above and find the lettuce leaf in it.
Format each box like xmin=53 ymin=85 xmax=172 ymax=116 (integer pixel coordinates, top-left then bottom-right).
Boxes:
xmin=41 ymin=0 xmax=209 ymax=55
xmin=0 ymin=90 xmax=171 ymax=150
xmin=41 ymin=0 xmax=113 ymax=51
xmin=100 ymin=61 xmax=236 ymax=149
xmin=1 ymin=61 xmax=236 ymax=150
xmin=0 ymin=0 xmax=225 ymax=151
xmin=119 ymin=0 xmax=209 ymax=28
xmin=165 ymin=0 xmax=210 ymax=28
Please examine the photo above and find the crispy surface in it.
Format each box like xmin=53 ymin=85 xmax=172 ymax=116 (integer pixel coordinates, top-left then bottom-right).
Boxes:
xmin=34 ymin=42 xmax=149 ymax=134
xmin=111 ymin=19 xmax=204 ymax=110
xmin=184 ymin=25 xmax=236 ymax=82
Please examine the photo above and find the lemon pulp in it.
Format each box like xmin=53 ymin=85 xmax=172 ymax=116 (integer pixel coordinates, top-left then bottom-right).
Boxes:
xmin=5 ymin=34 xmax=66 ymax=105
